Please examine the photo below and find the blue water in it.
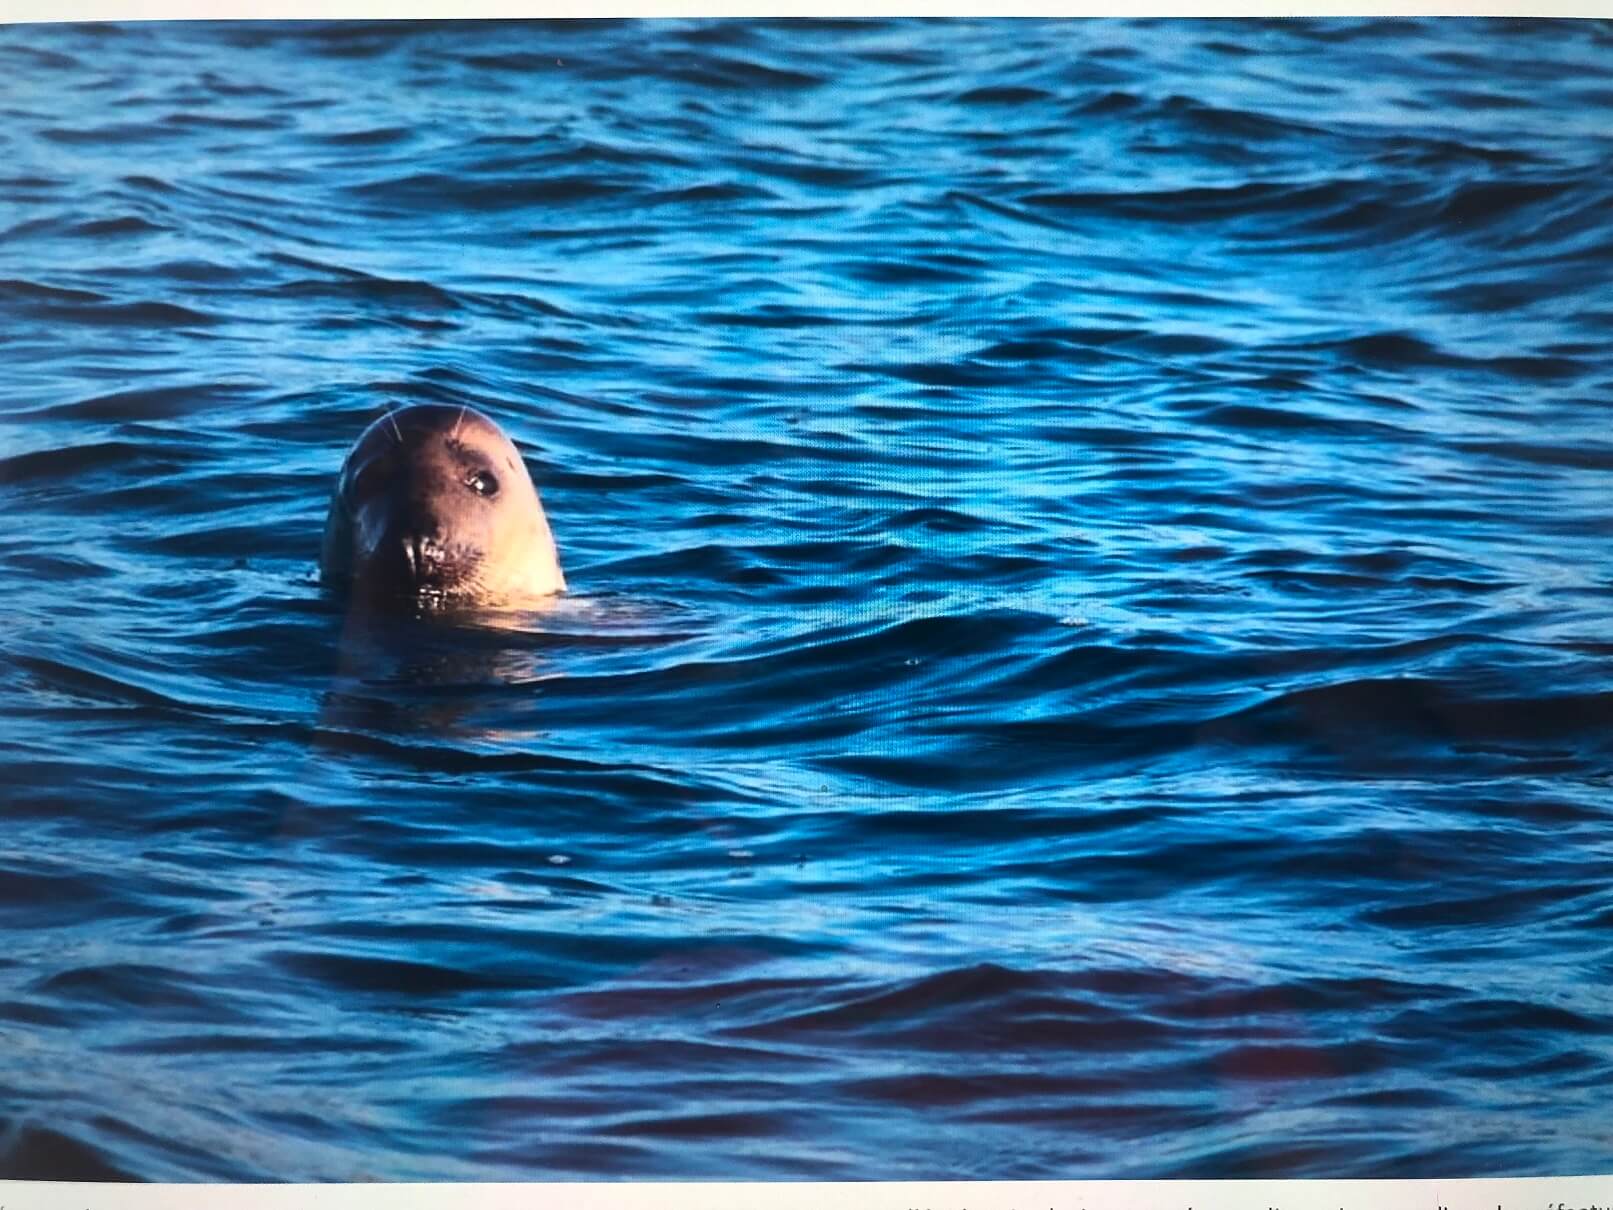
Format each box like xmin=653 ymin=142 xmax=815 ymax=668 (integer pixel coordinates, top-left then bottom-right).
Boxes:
xmin=2 ymin=16 xmax=1613 ymax=1182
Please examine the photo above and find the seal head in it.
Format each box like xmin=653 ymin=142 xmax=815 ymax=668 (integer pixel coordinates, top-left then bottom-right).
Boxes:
xmin=321 ymin=404 xmax=565 ymax=606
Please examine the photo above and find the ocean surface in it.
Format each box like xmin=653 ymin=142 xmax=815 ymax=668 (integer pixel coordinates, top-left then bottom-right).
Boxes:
xmin=2 ymin=17 xmax=1612 ymax=1183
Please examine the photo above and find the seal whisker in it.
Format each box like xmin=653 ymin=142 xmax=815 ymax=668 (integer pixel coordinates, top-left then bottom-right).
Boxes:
xmin=452 ymin=406 xmax=467 ymax=442
xmin=386 ymin=409 xmax=404 ymax=444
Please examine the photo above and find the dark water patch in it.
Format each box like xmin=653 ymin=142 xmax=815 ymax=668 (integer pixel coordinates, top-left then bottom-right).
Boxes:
xmin=885 ymin=505 xmax=988 ymax=533
xmin=1207 ymin=679 xmax=1613 ymax=765
xmin=735 ymin=963 xmax=1065 ymax=1039
xmin=115 ymin=1032 xmax=413 ymax=1057
xmin=0 ymin=42 xmax=82 ymax=69
xmin=2 ymin=551 xmax=115 ymax=580
xmin=1458 ymin=439 xmax=1613 ymax=471
xmin=943 ymin=188 xmax=1079 ymax=235
xmin=0 ymin=867 xmax=166 ymax=926
xmin=32 ymin=383 xmax=233 ymax=422
xmin=1388 ymin=998 xmax=1611 ymax=1043
xmin=840 ymin=257 xmax=981 ymax=286
xmin=349 ymin=171 xmax=636 ymax=210
xmin=602 ymin=1108 xmax=804 ymax=1141
xmin=645 ymin=182 xmax=776 ymax=206
xmin=1076 ymin=89 xmax=1145 ymax=114
xmin=0 ymin=1121 xmax=137 ymax=1182
xmin=120 ymin=169 xmax=197 ymax=204
xmin=291 ymin=23 xmax=418 ymax=60
xmin=269 ymin=950 xmax=536 ymax=996
xmin=976 ymin=338 xmax=1080 ymax=362
xmin=1159 ymin=93 xmax=1330 ymax=141
xmin=1200 ymin=1039 xmax=1401 ymax=1083
xmin=40 ymin=122 xmax=176 ymax=145
xmin=697 ymin=305 xmax=843 ymax=329
xmin=162 ymin=109 xmax=290 ymax=132
xmin=459 ymin=51 xmax=577 ymax=72
xmin=1022 ymin=180 xmax=1336 ymax=223
xmin=1375 ymin=133 xmax=1543 ymax=169
xmin=844 ymin=1070 xmax=1107 ymax=1112
xmin=1424 ymin=87 xmax=1538 ymax=112
xmin=1360 ymin=882 xmax=1606 ymax=929
xmin=470 ymin=135 xmax=695 ymax=172
xmin=198 ymin=70 xmax=288 ymax=100
xmin=1125 ymin=331 xmax=1231 ymax=357
xmin=12 ymin=652 xmax=203 ymax=714
xmin=1319 ymin=1087 xmax=1458 ymax=1109
xmin=1305 ymin=331 xmax=1586 ymax=380
xmin=0 ymin=1000 xmax=73 ymax=1028
xmin=665 ymin=55 xmax=825 ymax=91
xmin=304 ymin=726 xmax=738 ymax=805
xmin=33 ymin=963 xmax=239 ymax=1019
xmin=47 ymin=300 xmax=221 ymax=328
xmin=274 ymin=275 xmax=466 ymax=313
xmin=66 ymin=215 xmax=171 ymax=238
xmin=317 ymin=124 xmax=414 ymax=145
xmin=868 ymin=358 xmax=1005 ymax=388
xmin=1163 ymin=974 xmax=1454 ymax=1020
xmin=146 ymin=257 xmax=244 ymax=283
xmin=955 ymin=85 xmax=1053 ymax=105
xmin=0 ymin=174 xmax=70 ymax=192
xmin=0 ymin=438 xmax=150 ymax=487
xmin=1431 ymin=177 xmax=1577 ymax=227
xmin=1193 ymin=402 xmax=1401 ymax=438
xmin=0 ymin=278 xmax=109 ymax=306
xmin=732 ymin=152 xmax=886 ymax=190
xmin=1170 ymin=1137 xmax=1398 ymax=1179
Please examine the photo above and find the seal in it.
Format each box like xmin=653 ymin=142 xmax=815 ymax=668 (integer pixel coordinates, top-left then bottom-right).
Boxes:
xmin=321 ymin=404 xmax=565 ymax=605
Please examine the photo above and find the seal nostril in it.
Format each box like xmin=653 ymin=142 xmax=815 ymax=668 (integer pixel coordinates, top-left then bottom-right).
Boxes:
xmin=400 ymin=534 xmax=449 ymax=587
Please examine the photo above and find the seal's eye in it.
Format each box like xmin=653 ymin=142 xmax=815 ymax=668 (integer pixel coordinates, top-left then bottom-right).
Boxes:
xmin=466 ymin=469 xmax=500 ymax=498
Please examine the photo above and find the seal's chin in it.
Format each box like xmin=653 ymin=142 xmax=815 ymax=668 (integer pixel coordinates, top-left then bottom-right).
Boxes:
xmin=349 ymin=542 xmax=484 ymax=610
xmin=355 ymin=577 xmax=478 ymax=615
